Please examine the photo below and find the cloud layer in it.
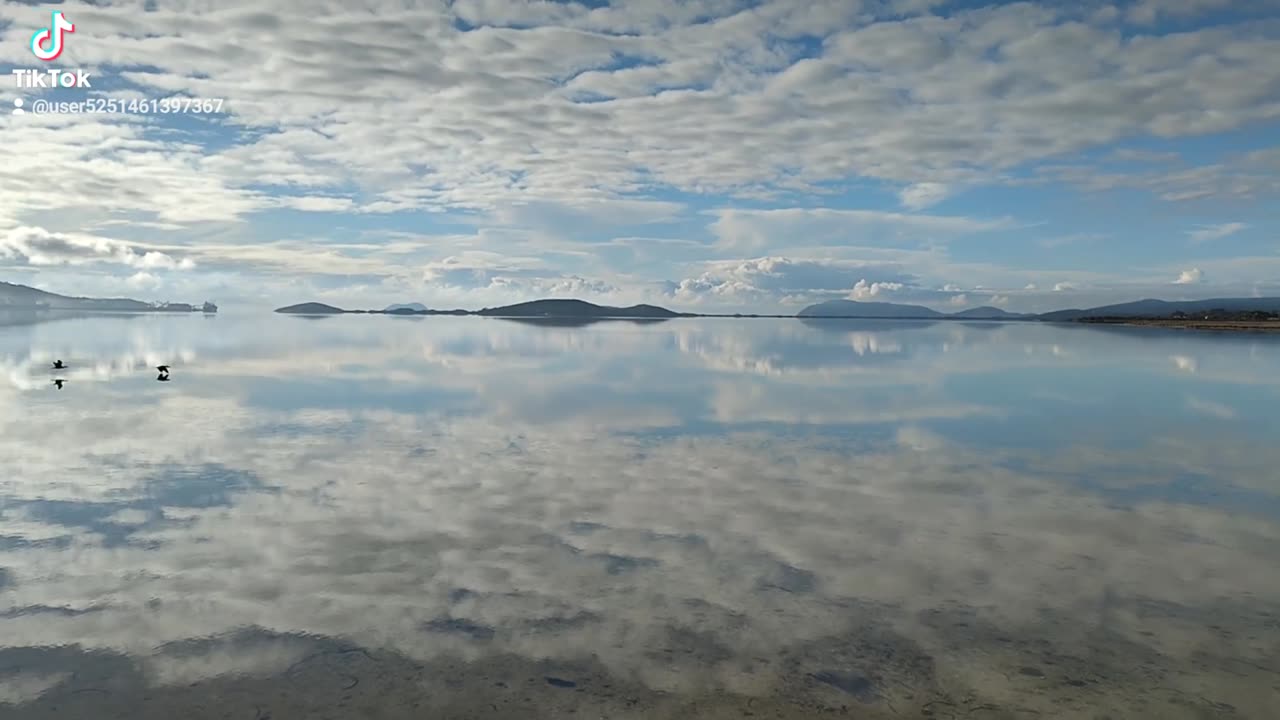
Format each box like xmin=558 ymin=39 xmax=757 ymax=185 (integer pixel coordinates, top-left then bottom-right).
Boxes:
xmin=0 ymin=0 xmax=1277 ymax=310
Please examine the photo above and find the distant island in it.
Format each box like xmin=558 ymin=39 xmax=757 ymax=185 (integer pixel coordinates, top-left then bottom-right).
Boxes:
xmin=276 ymin=298 xmax=685 ymax=319
xmin=272 ymin=295 xmax=1280 ymax=333
xmin=1 ymin=280 xmax=216 ymax=313
xmin=7 ymin=275 xmax=1274 ymax=332
xmin=478 ymin=299 xmax=679 ymax=318
xmin=275 ymin=302 xmax=347 ymax=315
xmin=384 ymin=302 xmax=429 ymax=313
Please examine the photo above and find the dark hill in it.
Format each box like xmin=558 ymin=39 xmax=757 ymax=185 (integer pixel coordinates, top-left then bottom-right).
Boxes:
xmin=0 ymin=280 xmax=212 ymax=312
xmin=275 ymin=302 xmax=346 ymax=314
xmin=797 ymin=299 xmax=946 ymax=319
xmin=2 ymin=280 xmax=151 ymax=311
xmin=477 ymin=299 xmax=679 ymax=318
xmin=950 ymin=306 xmax=1030 ymax=319
xmin=1040 ymin=297 xmax=1280 ymax=321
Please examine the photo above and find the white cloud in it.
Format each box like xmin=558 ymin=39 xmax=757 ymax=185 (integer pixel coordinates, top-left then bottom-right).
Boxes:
xmin=671 ymin=257 xmax=915 ymax=305
xmin=886 ymin=0 xmax=950 ymax=15
xmin=1174 ymin=268 xmax=1204 ymax=284
xmin=1037 ymin=233 xmax=1106 ymax=250
xmin=411 ymin=253 xmax=627 ymax=303
xmin=1186 ymin=397 xmax=1237 ymax=420
xmin=0 ymin=0 xmax=1275 ymax=307
xmin=709 ymin=207 xmax=1016 ymax=252
xmin=126 ymin=271 xmax=162 ymax=291
xmin=1127 ymin=0 xmax=1257 ymax=25
xmin=0 ymin=226 xmax=196 ymax=271
xmin=273 ymin=196 xmax=357 ymax=212
xmin=1053 ymin=282 xmax=1077 ymax=292
xmin=1187 ymin=222 xmax=1248 ymax=244
xmin=898 ymin=182 xmax=950 ymax=210
xmin=13 ymin=0 xmax=1269 ymax=221
xmin=1043 ymin=149 xmax=1280 ymax=204
xmin=849 ymin=279 xmax=906 ymax=299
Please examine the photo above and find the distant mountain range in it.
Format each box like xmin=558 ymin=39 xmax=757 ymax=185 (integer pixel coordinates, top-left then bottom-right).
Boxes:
xmin=797 ymin=297 xmax=1280 ymax=321
xmin=10 ymin=274 xmax=1272 ymax=324
xmin=1035 ymin=297 xmax=1280 ymax=321
xmin=269 ymin=294 xmax=1280 ymax=322
xmin=1 ymin=280 xmax=216 ymax=313
xmin=949 ymin=306 xmax=1030 ymax=320
xmin=276 ymin=302 xmax=347 ymax=314
xmin=477 ymin=299 xmax=678 ymax=318
xmin=384 ymin=302 xmax=428 ymax=313
xmin=277 ymin=298 xmax=680 ymax=318
xmin=796 ymin=300 xmax=1030 ymax=320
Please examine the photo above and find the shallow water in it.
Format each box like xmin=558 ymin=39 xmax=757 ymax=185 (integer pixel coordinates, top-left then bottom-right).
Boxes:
xmin=1 ymin=312 xmax=1279 ymax=718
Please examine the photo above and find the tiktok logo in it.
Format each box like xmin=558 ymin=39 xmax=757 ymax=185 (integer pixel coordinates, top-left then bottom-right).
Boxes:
xmin=30 ymin=11 xmax=75 ymax=61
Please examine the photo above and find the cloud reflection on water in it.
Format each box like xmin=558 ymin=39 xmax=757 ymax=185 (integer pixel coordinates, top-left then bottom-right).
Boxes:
xmin=0 ymin=315 xmax=1278 ymax=718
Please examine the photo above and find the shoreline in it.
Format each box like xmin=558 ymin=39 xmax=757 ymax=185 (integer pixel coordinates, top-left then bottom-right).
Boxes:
xmin=1079 ymin=318 xmax=1280 ymax=332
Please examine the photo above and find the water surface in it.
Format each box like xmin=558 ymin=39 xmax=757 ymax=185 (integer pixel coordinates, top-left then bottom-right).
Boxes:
xmin=1 ymin=313 xmax=1278 ymax=718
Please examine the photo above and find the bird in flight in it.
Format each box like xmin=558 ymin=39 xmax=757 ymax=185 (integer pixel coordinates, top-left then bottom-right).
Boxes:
xmin=52 ymin=360 xmax=66 ymax=369
xmin=53 ymin=379 xmax=65 ymax=389
xmin=156 ymin=365 xmax=170 ymax=373
xmin=156 ymin=372 xmax=170 ymax=382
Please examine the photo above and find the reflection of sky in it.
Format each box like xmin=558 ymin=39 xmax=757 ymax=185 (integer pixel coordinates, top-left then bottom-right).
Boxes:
xmin=1 ymin=314 xmax=1279 ymax=717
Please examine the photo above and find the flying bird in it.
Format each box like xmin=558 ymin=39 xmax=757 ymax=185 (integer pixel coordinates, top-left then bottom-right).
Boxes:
xmin=156 ymin=372 xmax=170 ymax=382
xmin=53 ymin=379 xmax=65 ymax=389
xmin=156 ymin=365 xmax=170 ymax=373
xmin=52 ymin=360 xmax=65 ymax=369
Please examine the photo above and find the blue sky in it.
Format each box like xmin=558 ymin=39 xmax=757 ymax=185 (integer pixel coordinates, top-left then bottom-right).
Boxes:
xmin=0 ymin=0 xmax=1277 ymax=312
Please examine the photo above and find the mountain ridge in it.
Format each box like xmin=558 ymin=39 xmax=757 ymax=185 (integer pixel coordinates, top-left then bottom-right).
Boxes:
xmin=1 ymin=280 xmax=215 ymax=312
xmin=797 ymin=297 xmax=1280 ymax=321
xmin=949 ymin=305 xmax=1031 ymax=320
xmin=9 ymin=283 xmax=1269 ymax=323
xmin=475 ymin=299 xmax=679 ymax=318
xmin=275 ymin=302 xmax=347 ymax=314
xmin=1037 ymin=297 xmax=1280 ymax=321
xmin=796 ymin=300 xmax=947 ymax=319
xmin=384 ymin=302 xmax=429 ymax=313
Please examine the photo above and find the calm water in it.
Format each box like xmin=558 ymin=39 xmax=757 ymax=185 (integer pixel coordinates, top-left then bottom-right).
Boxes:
xmin=1 ymin=312 xmax=1278 ymax=719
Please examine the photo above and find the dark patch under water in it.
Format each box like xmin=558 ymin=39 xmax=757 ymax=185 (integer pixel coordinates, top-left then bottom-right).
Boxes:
xmin=810 ymin=670 xmax=878 ymax=701
xmin=757 ymin=562 xmax=818 ymax=593
xmin=422 ymin=617 xmax=496 ymax=641
xmin=592 ymin=552 xmax=660 ymax=575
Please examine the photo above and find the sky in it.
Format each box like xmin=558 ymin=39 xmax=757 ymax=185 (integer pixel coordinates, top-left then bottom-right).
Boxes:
xmin=0 ymin=0 xmax=1277 ymax=313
